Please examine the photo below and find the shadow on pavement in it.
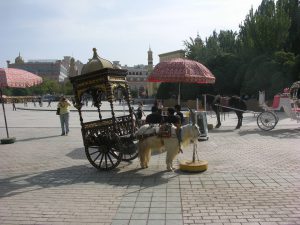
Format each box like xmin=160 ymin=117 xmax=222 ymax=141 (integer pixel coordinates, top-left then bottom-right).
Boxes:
xmin=0 ymin=165 xmax=172 ymax=198
xmin=238 ymin=128 xmax=300 ymax=139
xmin=209 ymin=128 xmax=236 ymax=133
xmin=17 ymin=135 xmax=62 ymax=142
xmin=66 ymin=147 xmax=86 ymax=159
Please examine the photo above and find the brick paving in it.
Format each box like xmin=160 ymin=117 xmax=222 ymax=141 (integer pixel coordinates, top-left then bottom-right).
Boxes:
xmin=0 ymin=105 xmax=300 ymax=225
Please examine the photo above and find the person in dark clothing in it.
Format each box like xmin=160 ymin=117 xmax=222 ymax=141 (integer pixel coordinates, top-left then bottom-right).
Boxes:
xmin=12 ymin=100 xmax=17 ymax=111
xmin=174 ymin=104 xmax=184 ymax=124
xmin=145 ymin=106 xmax=163 ymax=124
xmin=164 ymin=107 xmax=180 ymax=125
xmin=164 ymin=107 xmax=183 ymax=153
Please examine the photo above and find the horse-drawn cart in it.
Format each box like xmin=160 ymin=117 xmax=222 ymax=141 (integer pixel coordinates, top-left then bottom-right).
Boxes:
xmin=257 ymin=81 xmax=300 ymax=131
xmin=204 ymin=81 xmax=300 ymax=131
xmin=69 ymin=49 xmax=138 ymax=170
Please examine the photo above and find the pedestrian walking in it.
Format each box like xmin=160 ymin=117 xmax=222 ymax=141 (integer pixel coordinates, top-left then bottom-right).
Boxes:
xmin=136 ymin=102 xmax=145 ymax=120
xmin=38 ymin=97 xmax=43 ymax=107
xmin=47 ymin=99 xmax=52 ymax=107
xmin=12 ymin=100 xmax=17 ymax=111
xmin=57 ymin=96 xmax=72 ymax=136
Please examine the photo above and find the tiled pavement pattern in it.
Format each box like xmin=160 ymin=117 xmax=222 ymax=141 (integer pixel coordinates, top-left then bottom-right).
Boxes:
xmin=0 ymin=107 xmax=300 ymax=225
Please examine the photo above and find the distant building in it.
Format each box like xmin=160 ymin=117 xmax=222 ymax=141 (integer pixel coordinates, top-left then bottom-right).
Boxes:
xmin=118 ymin=48 xmax=186 ymax=98
xmin=7 ymin=53 xmax=83 ymax=82
xmin=122 ymin=47 xmax=154 ymax=98
xmin=124 ymin=64 xmax=149 ymax=98
xmin=158 ymin=49 xmax=185 ymax=62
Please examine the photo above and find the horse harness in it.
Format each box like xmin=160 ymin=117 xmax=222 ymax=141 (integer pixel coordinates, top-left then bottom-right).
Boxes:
xmin=215 ymin=96 xmax=230 ymax=112
xmin=136 ymin=123 xmax=175 ymax=141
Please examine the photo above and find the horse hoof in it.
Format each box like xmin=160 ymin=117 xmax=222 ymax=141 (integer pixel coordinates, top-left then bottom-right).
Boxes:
xmin=167 ymin=167 xmax=174 ymax=172
xmin=140 ymin=164 xmax=147 ymax=169
xmin=215 ymin=124 xmax=221 ymax=128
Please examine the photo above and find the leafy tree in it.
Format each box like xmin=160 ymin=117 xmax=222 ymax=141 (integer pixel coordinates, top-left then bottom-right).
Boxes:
xmin=218 ymin=30 xmax=238 ymax=53
xmin=206 ymin=53 xmax=242 ymax=95
xmin=183 ymin=0 xmax=299 ymax=99
xmin=279 ymin=0 xmax=300 ymax=54
xmin=238 ymin=0 xmax=291 ymax=58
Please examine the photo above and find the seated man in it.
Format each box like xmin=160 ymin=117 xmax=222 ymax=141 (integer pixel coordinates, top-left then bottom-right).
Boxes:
xmin=174 ymin=104 xmax=184 ymax=125
xmin=145 ymin=106 xmax=163 ymax=124
xmin=164 ymin=107 xmax=180 ymax=124
xmin=164 ymin=107 xmax=183 ymax=153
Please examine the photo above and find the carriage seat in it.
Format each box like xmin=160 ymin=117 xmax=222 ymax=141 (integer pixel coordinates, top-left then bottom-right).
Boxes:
xmin=292 ymin=108 xmax=300 ymax=112
xmin=158 ymin=123 xmax=173 ymax=138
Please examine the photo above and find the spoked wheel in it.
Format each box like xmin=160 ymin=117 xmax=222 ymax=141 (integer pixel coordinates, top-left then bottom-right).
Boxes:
xmin=121 ymin=138 xmax=139 ymax=162
xmin=85 ymin=138 xmax=123 ymax=170
xmin=257 ymin=111 xmax=278 ymax=131
xmin=122 ymin=152 xmax=138 ymax=162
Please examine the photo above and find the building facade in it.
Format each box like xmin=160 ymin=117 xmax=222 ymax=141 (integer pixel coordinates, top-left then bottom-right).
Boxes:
xmin=7 ymin=54 xmax=83 ymax=82
xmin=124 ymin=64 xmax=149 ymax=98
xmin=158 ymin=50 xmax=185 ymax=62
xmin=121 ymin=47 xmax=154 ymax=98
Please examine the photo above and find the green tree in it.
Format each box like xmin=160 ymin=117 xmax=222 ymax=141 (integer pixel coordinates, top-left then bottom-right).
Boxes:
xmin=207 ymin=53 xmax=242 ymax=95
xmin=238 ymin=0 xmax=291 ymax=58
xmin=279 ymin=0 xmax=300 ymax=54
xmin=218 ymin=30 xmax=238 ymax=53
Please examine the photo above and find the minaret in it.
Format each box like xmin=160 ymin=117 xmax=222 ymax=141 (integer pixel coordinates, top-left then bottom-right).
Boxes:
xmin=147 ymin=46 xmax=156 ymax=97
xmin=195 ymin=32 xmax=203 ymax=46
xmin=147 ymin=46 xmax=153 ymax=71
xmin=15 ymin=52 xmax=24 ymax=64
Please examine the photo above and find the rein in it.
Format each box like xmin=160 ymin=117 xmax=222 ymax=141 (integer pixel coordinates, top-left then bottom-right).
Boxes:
xmin=214 ymin=103 xmax=250 ymax=113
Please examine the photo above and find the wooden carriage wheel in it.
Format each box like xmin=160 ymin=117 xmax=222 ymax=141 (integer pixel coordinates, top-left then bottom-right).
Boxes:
xmin=85 ymin=135 xmax=123 ymax=170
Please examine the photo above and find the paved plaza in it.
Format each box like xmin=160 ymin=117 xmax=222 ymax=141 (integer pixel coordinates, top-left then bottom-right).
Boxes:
xmin=0 ymin=102 xmax=300 ymax=225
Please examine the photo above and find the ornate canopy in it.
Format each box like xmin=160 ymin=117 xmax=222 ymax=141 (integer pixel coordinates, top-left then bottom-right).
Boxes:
xmin=148 ymin=58 xmax=215 ymax=84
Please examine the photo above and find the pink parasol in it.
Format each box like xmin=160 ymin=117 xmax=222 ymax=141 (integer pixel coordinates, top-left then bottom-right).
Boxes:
xmin=0 ymin=68 xmax=43 ymax=88
xmin=0 ymin=68 xmax=43 ymax=143
xmin=148 ymin=58 xmax=215 ymax=103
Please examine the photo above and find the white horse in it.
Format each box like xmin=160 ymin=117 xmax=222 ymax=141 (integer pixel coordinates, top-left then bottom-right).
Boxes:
xmin=136 ymin=123 xmax=200 ymax=171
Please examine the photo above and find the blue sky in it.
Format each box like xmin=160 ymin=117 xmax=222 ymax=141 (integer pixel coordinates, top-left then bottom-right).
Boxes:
xmin=0 ymin=0 xmax=261 ymax=68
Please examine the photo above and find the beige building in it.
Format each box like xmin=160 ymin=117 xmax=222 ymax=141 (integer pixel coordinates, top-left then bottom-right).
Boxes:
xmin=147 ymin=49 xmax=186 ymax=97
xmin=158 ymin=50 xmax=185 ymax=62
